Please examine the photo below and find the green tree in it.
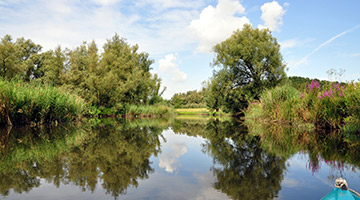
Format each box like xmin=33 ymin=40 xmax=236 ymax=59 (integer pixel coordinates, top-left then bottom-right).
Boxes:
xmin=14 ymin=37 xmax=42 ymax=81
xmin=92 ymin=34 xmax=155 ymax=109
xmin=0 ymin=35 xmax=42 ymax=81
xmin=210 ymin=24 xmax=286 ymax=113
xmin=40 ymin=46 xmax=67 ymax=86
xmin=0 ymin=35 xmax=18 ymax=79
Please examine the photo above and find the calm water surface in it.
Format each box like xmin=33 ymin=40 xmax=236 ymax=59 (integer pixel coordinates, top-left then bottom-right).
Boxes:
xmin=0 ymin=118 xmax=359 ymax=200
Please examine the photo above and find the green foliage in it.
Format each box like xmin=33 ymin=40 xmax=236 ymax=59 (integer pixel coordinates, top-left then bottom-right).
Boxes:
xmin=0 ymin=34 xmax=168 ymax=118
xmin=170 ymin=89 xmax=205 ymax=108
xmin=125 ymin=104 xmax=172 ymax=116
xmin=246 ymin=80 xmax=360 ymax=133
xmin=0 ymin=79 xmax=85 ymax=126
xmin=208 ymin=24 xmax=286 ymax=114
xmin=289 ymin=76 xmax=335 ymax=91
xmin=0 ymin=35 xmax=42 ymax=81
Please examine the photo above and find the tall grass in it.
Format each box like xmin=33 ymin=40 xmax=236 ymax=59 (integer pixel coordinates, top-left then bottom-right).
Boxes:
xmin=245 ymin=81 xmax=360 ymax=133
xmin=245 ymin=83 xmax=307 ymax=124
xmin=0 ymin=79 xmax=85 ymax=126
xmin=125 ymin=104 xmax=172 ymax=117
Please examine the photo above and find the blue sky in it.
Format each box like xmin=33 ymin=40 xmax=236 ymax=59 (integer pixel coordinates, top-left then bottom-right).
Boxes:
xmin=0 ymin=0 xmax=359 ymax=98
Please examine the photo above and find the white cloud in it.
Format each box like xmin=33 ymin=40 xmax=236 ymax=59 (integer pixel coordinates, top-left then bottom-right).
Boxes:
xmin=282 ymin=178 xmax=299 ymax=188
xmin=189 ymin=0 xmax=250 ymax=53
xmin=280 ymin=39 xmax=301 ymax=49
xmin=258 ymin=1 xmax=287 ymax=31
xmin=279 ymin=38 xmax=313 ymax=50
xmin=43 ymin=0 xmax=73 ymax=15
xmin=194 ymin=172 xmax=231 ymax=200
xmin=91 ymin=0 xmax=120 ymax=6
xmin=135 ymin=0 xmax=204 ymax=10
xmin=0 ymin=0 xmax=198 ymax=55
xmin=159 ymin=143 xmax=188 ymax=173
xmin=158 ymin=54 xmax=187 ymax=82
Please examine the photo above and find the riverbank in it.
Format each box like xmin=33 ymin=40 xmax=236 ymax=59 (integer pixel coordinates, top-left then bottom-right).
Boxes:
xmin=245 ymin=81 xmax=360 ymax=134
xmin=0 ymin=79 xmax=173 ymax=126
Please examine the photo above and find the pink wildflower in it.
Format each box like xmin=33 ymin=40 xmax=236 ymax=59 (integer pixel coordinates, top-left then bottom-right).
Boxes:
xmin=324 ymin=91 xmax=328 ymax=97
xmin=300 ymin=92 xmax=305 ymax=98
xmin=318 ymin=95 xmax=322 ymax=99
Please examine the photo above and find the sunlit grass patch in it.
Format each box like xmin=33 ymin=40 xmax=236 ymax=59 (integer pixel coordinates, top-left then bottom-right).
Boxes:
xmin=175 ymin=108 xmax=210 ymax=115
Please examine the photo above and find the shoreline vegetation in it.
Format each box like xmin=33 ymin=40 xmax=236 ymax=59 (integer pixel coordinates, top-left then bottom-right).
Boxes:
xmin=245 ymin=80 xmax=360 ymax=134
xmin=0 ymin=34 xmax=173 ymax=126
xmin=175 ymin=108 xmax=232 ymax=117
xmin=0 ymin=79 xmax=172 ymax=126
xmin=0 ymin=79 xmax=84 ymax=126
xmin=1 ymin=26 xmax=360 ymax=136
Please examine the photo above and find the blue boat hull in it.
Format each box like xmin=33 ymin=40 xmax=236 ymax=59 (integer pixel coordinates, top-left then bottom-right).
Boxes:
xmin=321 ymin=188 xmax=360 ymax=200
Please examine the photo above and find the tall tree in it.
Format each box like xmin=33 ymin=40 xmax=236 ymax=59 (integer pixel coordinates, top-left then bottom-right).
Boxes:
xmin=210 ymin=24 xmax=286 ymax=113
xmin=14 ymin=37 xmax=42 ymax=81
xmin=0 ymin=35 xmax=17 ymax=79
xmin=91 ymin=34 xmax=156 ymax=109
xmin=41 ymin=46 xmax=67 ymax=86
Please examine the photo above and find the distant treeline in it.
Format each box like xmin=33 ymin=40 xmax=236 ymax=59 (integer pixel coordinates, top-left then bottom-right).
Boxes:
xmin=170 ymin=89 xmax=206 ymax=108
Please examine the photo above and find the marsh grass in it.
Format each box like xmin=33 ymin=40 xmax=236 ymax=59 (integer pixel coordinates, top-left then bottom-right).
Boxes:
xmin=0 ymin=79 xmax=85 ymax=126
xmin=125 ymin=104 xmax=172 ymax=117
xmin=245 ymin=81 xmax=360 ymax=133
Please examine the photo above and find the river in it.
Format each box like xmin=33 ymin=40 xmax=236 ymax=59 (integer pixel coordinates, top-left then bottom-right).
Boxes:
xmin=0 ymin=117 xmax=359 ymax=199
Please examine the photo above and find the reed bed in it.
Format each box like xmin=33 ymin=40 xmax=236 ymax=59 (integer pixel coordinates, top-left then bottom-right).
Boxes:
xmin=125 ymin=104 xmax=172 ymax=117
xmin=0 ymin=79 xmax=85 ymax=126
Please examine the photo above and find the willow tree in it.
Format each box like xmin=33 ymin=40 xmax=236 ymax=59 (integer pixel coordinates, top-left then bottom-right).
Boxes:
xmin=208 ymin=24 xmax=286 ymax=114
xmin=0 ymin=35 xmax=42 ymax=80
xmin=85 ymin=34 xmax=158 ymax=110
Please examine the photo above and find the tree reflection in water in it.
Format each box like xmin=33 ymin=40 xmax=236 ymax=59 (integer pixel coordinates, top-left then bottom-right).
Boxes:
xmin=1 ymin=117 xmax=360 ymax=199
xmin=0 ymin=119 xmax=168 ymax=198
xmin=179 ymin=119 xmax=286 ymax=200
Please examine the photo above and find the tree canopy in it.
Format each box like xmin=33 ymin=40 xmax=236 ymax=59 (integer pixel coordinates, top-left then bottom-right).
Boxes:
xmin=207 ymin=24 xmax=286 ymax=114
xmin=0 ymin=34 xmax=165 ymax=113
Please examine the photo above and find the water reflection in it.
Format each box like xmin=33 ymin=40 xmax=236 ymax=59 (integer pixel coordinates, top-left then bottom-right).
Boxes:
xmin=173 ymin=119 xmax=286 ymax=199
xmin=0 ymin=118 xmax=169 ymax=199
xmin=0 ymin=117 xmax=360 ymax=199
xmin=158 ymin=141 xmax=188 ymax=173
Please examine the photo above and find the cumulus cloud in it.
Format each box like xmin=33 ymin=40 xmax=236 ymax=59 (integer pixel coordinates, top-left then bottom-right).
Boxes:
xmin=0 ymin=0 xmax=198 ymax=55
xmin=158 ymin=54 xmax=187 ymax=82
xmin=258 ymin=1 xmax=288 ymax=31
xmin=189 ymin=0 xmax=250 ymax=53
xmin=159 ymin=143 xmax=188 ymax=173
